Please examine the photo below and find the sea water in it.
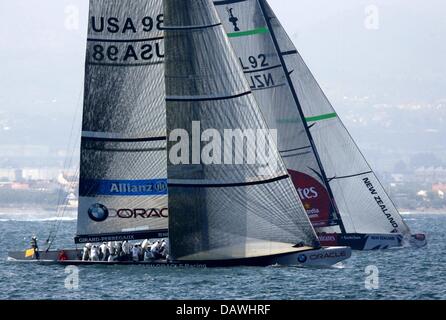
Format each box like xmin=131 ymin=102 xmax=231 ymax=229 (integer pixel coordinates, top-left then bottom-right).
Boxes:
xmin=0 ymin=211 xmax=444 ymax=300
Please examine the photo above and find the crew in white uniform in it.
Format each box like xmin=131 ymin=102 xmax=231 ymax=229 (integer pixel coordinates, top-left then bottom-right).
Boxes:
xmin=132 ymin=244 xmax=141 ymax=262
xmin=122 ymin=240 xmax=130 ymax=260
xmin=90 ymin=245 xmax=99 ymax=261
xmin=150 ymin=241 xmax=162 ymax=259
xmin=160 ymin=239 xmax=168 ymax=258
xmin=99 ymin=242 xmax=108 ymax=261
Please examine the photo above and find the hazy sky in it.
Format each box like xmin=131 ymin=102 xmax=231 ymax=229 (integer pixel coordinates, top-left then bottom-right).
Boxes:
xmin=1 ymin=0 xmax=445 ymax=115
xmin=0 ymin=0 xmax=445 ymax=117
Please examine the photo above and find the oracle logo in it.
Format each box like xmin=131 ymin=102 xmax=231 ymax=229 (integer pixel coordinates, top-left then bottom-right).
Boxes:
xmin=87 ymin=204 xmax=168 ymax=222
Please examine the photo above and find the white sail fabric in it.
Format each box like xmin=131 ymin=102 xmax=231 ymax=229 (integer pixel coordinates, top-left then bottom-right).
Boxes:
xmin=218 ymin=0 xmax=410 ymax=235
xmin=214 ymin=0 xmax=340 ymax=229
xmin=164 ymin=0 xmax=319 ymax=261
xmin=77 ymin=0 xmax=168 ymax=242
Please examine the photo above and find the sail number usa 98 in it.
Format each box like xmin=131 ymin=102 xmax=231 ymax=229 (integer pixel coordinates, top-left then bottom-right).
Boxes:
xmin=88 ymin=15 xmax=164 ymax=64
xmin=90 ymin=15 xmax=164 ymax=34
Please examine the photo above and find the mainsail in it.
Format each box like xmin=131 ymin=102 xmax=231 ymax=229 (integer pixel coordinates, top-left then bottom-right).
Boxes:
xmin=164 ymin=0 xmax=319 ymax=261
xmin=215 ymin=0 xmax=410 ymax=236
xmin=76 ymin=0 xmax=168 ymax=243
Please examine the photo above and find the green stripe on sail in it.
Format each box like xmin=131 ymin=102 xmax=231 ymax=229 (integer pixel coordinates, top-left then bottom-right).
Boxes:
xmin=227 ymin=27 xmax=269 ymax=38
xmin=305 ymin=113 xmax=337 ymax=123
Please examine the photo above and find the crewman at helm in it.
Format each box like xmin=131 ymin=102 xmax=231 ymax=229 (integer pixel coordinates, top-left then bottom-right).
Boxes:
xmin=30 ymin=236 xmax=39 ymax=260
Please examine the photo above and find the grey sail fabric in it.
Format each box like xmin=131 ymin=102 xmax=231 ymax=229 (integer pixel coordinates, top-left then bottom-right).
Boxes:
xmin=214 ymin=0 xmax=341 ymax=230
xmin=77 ymin=0 xmax=168 ymax=243
xmin=217 ymin=0 xmax=410 ymax=235
xmin=164 ymin=0 xmax=319 ymax=261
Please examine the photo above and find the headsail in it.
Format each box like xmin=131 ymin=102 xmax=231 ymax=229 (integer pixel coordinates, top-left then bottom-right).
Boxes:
xmin=76 ymin=0 xmax=168 ymax=243
xmin=214 ymin=0 xmax=342 ymax=229
xmin=164 ymin=0 xmax=319 ymax=261
xmin=216 ymin=0 xmax=410 ymax=236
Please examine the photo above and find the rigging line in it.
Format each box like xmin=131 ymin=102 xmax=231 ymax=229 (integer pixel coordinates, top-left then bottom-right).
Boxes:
xmin=47 ymin=92 xmax=83 ymax=248
xmin=257 ymin=0 xmax=347 ymax=234
xmin=327 ymin=171 xmax=373 ymax=182
xmin=280 ymin=146 xmax=312 ymax=153
xmin=281 ymin=151 xmax=312 ymax=158
xmin=48 ymin=167 xmax=80 ymax=250
xmin=46 ymin=87 xmax=83 ymax=246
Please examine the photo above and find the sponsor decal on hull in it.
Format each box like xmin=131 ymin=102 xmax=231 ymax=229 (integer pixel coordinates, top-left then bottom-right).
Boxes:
xmin=318 ymin=233 xmax=403 ymax=250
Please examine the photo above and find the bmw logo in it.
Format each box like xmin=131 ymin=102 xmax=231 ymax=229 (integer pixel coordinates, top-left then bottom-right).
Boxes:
xmin=88 ymin=203 xmax=109 ymax=222
xmin=297 ymin=254 xmax=307 ymax=263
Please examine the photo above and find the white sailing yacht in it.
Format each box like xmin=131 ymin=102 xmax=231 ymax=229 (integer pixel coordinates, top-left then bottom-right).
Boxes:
xmin=214 ymin=0 xmax=427 ymax=250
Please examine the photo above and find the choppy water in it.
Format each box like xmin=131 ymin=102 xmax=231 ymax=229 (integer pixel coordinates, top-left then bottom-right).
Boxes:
xmin=0 ymin=211 xmax=445 ymax=300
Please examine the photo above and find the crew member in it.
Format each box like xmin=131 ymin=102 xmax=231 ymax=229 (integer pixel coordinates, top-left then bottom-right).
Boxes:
xmin=160 ymin=239 xmax=168 ymax=258
xmin=150 ymin=241 xmax=162 ymax=259
xmin=132 ymin=244 xmax=141 ymax=262
xmin=30 ymin=236 xmax=39 ymax=260
xmin=82 ymin=243 xmax=92 ymax=261
xmin=58 ymin=250 xmax=68 ymax=261
xmin=90 ymin=245 xmax=99 ymax=261
xmin=122 ymin=240 xmax=130 ymax=260
xmin=99 ymin=242 xmax=108 ymax=261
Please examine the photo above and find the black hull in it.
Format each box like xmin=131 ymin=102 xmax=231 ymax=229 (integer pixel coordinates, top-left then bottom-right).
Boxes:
xmin=8 ymin=246 xmax=351 ymax=267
